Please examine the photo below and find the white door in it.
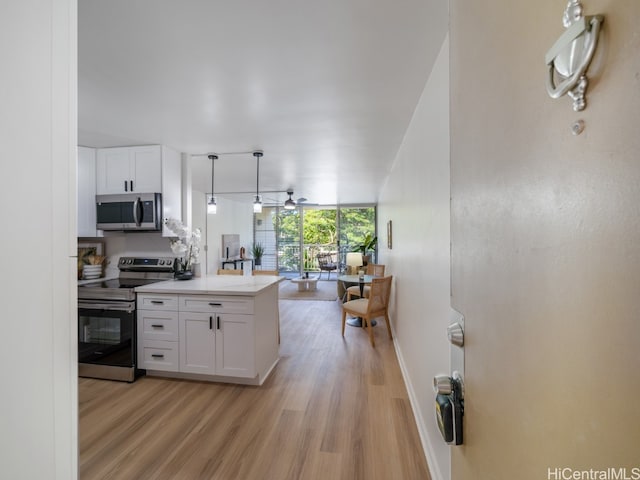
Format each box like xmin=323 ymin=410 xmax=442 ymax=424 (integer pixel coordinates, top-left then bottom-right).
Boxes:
xmin=130 ymin=145 xmax=162 ymax=192
xmin=179 ymin=312 xmax=215 ymax=374
xmin=216 ymin=314 xmax=255 ymax=377
xmin=96 ymin=147 xmax=131 ymax=194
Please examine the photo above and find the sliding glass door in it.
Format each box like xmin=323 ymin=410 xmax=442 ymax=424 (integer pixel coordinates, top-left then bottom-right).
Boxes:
xmin=254 ymin=205 xmax=376 ymax=275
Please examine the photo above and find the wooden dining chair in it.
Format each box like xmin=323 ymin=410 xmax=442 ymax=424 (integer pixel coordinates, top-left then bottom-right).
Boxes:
xmin=346 ymin=264 xmax=385 ymax=301
xmin=217 ymin=268 xmax=243 ymax=275
xmin=341 ymin=275 xmax=393 ymax=347
xmin=252 ymin=269 xmax=279 ymax=275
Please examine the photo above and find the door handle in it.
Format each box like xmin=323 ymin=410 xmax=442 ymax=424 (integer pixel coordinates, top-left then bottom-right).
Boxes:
xmin=133 ymin=196 xmax=142 ymax=226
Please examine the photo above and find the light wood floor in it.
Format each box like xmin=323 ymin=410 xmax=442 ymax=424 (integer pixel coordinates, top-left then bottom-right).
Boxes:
xmin=79 ymin=297 xmax=431 ymax=480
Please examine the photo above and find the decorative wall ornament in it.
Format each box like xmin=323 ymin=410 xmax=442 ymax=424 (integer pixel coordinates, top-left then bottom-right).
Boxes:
xmin=545 ymin=0 xmax=604 ymax=111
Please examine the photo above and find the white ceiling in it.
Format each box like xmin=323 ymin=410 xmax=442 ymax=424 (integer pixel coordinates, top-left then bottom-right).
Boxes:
xmin=79 ymin=0 xmax=448 ymax=206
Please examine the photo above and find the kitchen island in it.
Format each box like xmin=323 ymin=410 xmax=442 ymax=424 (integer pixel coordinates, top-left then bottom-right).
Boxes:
xmin=135 ymin=275 xmax=282 ymax=386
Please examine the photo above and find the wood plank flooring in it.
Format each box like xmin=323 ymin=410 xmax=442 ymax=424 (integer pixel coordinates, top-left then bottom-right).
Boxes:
xmin=79 ymin=297 xmax=431 ymax=480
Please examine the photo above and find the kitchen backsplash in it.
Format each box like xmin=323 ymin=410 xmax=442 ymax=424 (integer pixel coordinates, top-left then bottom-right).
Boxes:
xmin=101 ymin=232 xmax=175 ymax=277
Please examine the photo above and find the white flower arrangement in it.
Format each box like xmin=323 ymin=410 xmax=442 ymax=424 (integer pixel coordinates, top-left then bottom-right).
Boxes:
xmin=164 ymin=218 xmax=201 ymax=272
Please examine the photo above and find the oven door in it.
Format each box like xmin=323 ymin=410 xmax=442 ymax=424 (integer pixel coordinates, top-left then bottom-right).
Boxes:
xmin=78 ymin=301 xmax=138 ymax=382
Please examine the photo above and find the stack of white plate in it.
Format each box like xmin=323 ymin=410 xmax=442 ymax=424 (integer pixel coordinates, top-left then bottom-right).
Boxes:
xmin=82 ymin=264 xmax=103 ymax=280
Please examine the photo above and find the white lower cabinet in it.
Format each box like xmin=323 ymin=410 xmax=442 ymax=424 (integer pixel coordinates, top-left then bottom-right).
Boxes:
xmin=137 ymin=294 xmax=180 ymax=372
xmin=179 ymin=312 xmax=216 ymax=375
xmin=138 ymin=293 xmax=258 ymax=381
xmin=215 ymin=313 xmax=254 ymax=377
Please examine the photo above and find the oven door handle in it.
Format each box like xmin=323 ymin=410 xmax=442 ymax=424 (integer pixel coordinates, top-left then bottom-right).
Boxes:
xmin=78 ymin=301 xmax=135 ymax=313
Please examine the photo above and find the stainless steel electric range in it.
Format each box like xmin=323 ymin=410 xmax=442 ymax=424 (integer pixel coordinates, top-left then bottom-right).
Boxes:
xmin=77 ymin=256 xmax=176 ymax=382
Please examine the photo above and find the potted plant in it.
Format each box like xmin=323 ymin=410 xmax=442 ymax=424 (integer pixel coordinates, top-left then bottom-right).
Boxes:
xmin=352 ymin=233 xmax=377 ymax=266
xmin=251 ymin=242 xmax=265 ymax=266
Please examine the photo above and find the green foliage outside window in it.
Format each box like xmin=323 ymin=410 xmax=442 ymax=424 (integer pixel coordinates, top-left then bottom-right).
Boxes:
xmin=271 ymin=206 xmax=376 ymax=272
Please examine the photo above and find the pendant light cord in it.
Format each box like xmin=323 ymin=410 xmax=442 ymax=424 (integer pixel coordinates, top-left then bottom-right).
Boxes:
xmin=208 ymin=154 xmax=218 ymax=197
xmin=253 ymin=151 xmax=263 ymax=199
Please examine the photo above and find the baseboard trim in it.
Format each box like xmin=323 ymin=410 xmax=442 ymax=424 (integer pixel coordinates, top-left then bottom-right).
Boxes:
xmin=393 ymin=335 xmax=445 ymax=480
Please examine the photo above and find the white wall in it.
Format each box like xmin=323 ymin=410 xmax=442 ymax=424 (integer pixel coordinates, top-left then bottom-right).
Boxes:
xmin=204 ymin=194 xmax=255 ymax=274
xmin=377 ymin=35 xmax=451 ymax=480
xmin=450 ymin=1 xmax=640 ymax=478
xmin=0 ymin=0 xmax=77 ymax=478
xmin=101 ymin=233 xmax=176 ymax=277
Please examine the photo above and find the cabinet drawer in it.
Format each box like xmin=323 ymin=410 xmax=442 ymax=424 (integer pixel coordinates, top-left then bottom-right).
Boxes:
xmin=139 ymin=340 xmax=179 ymax=372
xmin=180 ymin=295 xmax=254 ymax=314
xmin=139 ymin=310 xmax=179 ymax=341
xmin=137 ymin=294 xmax=179 ymax=311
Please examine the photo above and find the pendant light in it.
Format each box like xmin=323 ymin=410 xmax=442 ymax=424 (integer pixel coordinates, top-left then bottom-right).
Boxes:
xmin=207 ymin=154 xmax=218 ymax=214
xmin=253 ymin=151 xmax=263 ymax=213
xmin=284 ymin=189 xmax=296 ymax=210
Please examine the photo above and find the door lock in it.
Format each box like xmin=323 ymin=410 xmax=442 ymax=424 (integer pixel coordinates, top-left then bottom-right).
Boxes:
xmin=447 ymin=321 xmax=464 ymax=347
xmin=433 ymin=371 xmax=464 ymax=445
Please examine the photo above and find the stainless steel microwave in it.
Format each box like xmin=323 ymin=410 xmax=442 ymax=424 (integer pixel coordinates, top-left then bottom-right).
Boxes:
xmin=96 ymin=193 xmax=162 ymax=231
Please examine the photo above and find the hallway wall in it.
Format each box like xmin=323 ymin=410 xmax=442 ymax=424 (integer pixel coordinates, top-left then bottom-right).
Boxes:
xmin=377 ymin=35 xmax=451 ymax=480
xmin=450 ymin=1 xmax=640 ymax=478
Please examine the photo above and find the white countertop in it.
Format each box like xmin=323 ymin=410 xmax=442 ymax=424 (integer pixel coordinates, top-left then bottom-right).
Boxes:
xmin=134 ymin=274 xmax=284 ymax=296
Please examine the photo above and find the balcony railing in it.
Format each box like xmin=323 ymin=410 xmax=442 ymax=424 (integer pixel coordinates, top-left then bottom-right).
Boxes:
xmin=278 ymin=243 xmax=350 ymax=274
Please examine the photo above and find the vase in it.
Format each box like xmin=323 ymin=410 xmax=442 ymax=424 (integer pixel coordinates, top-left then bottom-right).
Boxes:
xmin=175 ymin=271 xmax=193 ymax=280
xmin=174 ymin=264 xmax=194 ymax=280
xmin=192 ymin=263 xmax=201 ymax=277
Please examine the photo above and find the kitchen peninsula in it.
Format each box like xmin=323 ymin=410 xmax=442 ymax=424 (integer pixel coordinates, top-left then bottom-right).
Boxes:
xmin=135 ymin=275 xmax=281 ymax=386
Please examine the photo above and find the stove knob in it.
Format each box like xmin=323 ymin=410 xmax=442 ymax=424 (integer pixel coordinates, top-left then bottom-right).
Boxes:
xmin=159 ymin=260 xmax=164 ymax=265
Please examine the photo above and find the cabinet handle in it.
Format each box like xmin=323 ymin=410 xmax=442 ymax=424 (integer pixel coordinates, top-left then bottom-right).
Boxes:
xmin=150 ymin=300 xmax=164 ymax=305
xmin=208 ymin=302 xmax=222 ymax=307
xmin=209 ymin=316 xmax=213 ymax=330
xmin=151 ymin=324 xmax=164 ymax=328
xmin=217 ymin=316 xmax=220 ymax=330
xmin=124 ymin=180 xmax=128 ymax=192
xmin=130 ymin=180 xmax=134 ymax=191
xmin=151 ymin=354 xmax=164 ymax=359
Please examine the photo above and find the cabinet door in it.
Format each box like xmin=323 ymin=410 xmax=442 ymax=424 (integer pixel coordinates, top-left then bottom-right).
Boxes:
xmin=96 ymin=147 xmax=131 ymax=194
xmin=216 ymin=314 xmax=255 ymax=378
xmin=130 ymin=145 xmax=162 ymax=192
xmin=179 ymin=312 xmax=215 ymax=374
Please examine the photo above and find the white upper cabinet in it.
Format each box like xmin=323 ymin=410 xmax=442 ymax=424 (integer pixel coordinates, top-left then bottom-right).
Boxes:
xmin=94 ymin=145 xmax=182 ymax=236
xmin=96 ymin=145 xmax=162 ymax=194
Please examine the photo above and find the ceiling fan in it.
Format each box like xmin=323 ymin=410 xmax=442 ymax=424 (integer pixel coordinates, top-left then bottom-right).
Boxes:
xmin=296 ymin=197 xmax=318 ymax=206
xmin=286 ymin=190 xmax=318 ymax=208
xmin=261 ymin=190 xmax=318 ymax=208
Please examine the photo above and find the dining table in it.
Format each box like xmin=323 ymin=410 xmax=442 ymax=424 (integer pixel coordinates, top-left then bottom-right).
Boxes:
xmin=337 ymin=274 xmax=378 ymax=327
